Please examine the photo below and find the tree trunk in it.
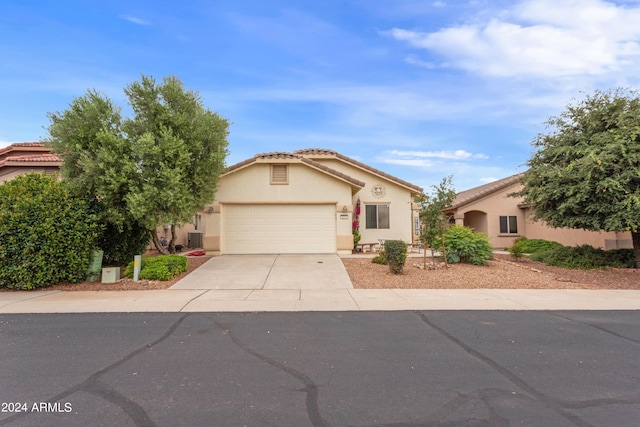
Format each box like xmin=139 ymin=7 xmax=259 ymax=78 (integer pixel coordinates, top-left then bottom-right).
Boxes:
xmin=633 ymin=231 xmax=640 ymax=269
xmin=423 ymin=245 xmax=427 ymax=269
xmin=441 ymin=234 xmax=449 ymax=268
xmin=168 ymin=224 xmax=177 ymax=254
xmin=151 ymin=229 xmax=170 ymax=255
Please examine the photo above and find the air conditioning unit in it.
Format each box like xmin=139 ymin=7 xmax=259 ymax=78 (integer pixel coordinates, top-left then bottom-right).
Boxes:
xmin=187 ymin=232 xmax=203 ymax=249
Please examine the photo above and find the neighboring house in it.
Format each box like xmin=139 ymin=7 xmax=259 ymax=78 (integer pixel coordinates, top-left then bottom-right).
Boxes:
xmin=197 ymin=149 xmax=423 ymax=255
xmin=0 ymin=142 xmax=61 ymax=183
xmin=444 ymin=173 xmax=632 ymax=250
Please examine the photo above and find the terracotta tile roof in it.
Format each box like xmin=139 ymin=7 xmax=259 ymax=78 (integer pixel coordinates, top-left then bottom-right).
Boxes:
xmin=448 ymin=173 xmax=524 ymax=209
xmin=254 ymin=152 xmax=300 ymax=160
xmin=0 ymin=142 xmax=62 ymax=168
xmin=0 ymin=154 xmax=62 ymax=166
xmin=0 ymin=142 xmax=50 ymax=157
xmin=294 ymin=148 xmax=423 ymax=194
xmin=223 ymin=151 xmax=365 ymax=188
xmin=294 ymin=148 xmax=338 ymax=156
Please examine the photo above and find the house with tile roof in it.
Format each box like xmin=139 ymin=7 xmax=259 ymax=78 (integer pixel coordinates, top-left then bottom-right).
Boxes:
xmin=443 ymin=173 xmax=632 ymax=250
xmin=0 ymin=142 xmax=61 ymax=183
xmin=197 ymin=149 xmax=423 ymax=254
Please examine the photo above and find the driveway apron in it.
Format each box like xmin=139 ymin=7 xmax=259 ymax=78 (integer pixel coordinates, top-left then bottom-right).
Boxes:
xmin=170 ymin=254 xmax=353 ymax=290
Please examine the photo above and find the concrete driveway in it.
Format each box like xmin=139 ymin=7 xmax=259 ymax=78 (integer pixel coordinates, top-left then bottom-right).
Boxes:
xmin=170 ymin=254 xmax=353 ymax=290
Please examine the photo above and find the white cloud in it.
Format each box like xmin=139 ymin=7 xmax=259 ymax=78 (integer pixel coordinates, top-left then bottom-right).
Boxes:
xmin=121 ymin=15 xmax=151 ymax=26
xmin=387 ymin=149 xmax=489 ymax=160
xmin=0 ymin=140 xmax=17 ymax=148
xmin=388 ymin=0 xmax=640 ymax=78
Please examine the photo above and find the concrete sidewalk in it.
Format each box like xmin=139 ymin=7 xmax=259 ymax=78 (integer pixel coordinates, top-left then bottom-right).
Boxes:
xmin=2 ymin=288 xmax=640 ymax=313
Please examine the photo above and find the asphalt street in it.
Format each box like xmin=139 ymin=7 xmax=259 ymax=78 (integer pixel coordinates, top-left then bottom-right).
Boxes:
xmin=1 ymin=311 xmax=640 ymax=426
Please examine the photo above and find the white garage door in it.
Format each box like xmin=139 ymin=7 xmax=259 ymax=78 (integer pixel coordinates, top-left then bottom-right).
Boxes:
xmin=223 ymin=204 xmax=336 ymax=254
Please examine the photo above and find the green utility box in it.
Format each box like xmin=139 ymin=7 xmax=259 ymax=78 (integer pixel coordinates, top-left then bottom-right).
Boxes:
xmin=86 ymin=249 xmax=104 ymax=282
xmin=101 ymin=267 xmax=121 ymax=284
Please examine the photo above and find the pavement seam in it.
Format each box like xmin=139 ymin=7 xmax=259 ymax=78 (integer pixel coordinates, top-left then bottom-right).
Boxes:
xmin=0 ymin=290 xmax=63 ymax=309
xmin=261 ymin=254 xmax=279 ymax=289
xmin=178 ymin=290 xmax=209 ymax=312
xmin=346 ymin=289 xmax=362 ymax=310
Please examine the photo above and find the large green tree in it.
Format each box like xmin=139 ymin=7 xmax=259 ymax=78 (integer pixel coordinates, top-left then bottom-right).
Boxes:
xmin=514 ymin=88 xmax=640 ymax=267
xmin=46 ymin=75 xmax=229 ymax=256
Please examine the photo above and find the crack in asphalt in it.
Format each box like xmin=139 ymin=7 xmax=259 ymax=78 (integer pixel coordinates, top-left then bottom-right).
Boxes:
xmin=415 ymin=311 xmax=597 ymax=427
xmin=213 ymin=318 xmax=331 ymax=427
xmin=0 ymin=313 xmax=190 ymax=427
xmin=550 ymin=312 xmax=640 ymax=346
xmin=351 ymin=388 xmax=516 ymax=427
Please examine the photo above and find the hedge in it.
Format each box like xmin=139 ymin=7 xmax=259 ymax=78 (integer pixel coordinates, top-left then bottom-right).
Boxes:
xmin=0 ymin=174 xmax=100 ymax=290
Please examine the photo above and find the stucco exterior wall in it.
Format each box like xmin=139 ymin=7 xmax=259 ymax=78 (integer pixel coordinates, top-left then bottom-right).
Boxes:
xmin=204 ymin=162 xmax=355 ymax=254
xmin=452 ymin=182 xmax=525 ymax=249
xmin=451 ymin=181 xmax=632 ymax=249
xmin=522 ymin=208 xmax=632 ymax=249
xmin=315 ymin=159 xmax=416 ymax=244
xmin=0 ymin=167 xmax=59 ymax=183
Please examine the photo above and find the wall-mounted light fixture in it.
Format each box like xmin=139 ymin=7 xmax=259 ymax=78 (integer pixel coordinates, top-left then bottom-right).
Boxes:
xmin=206 ymin=206 xmax=214 ymax=214
xmin=342 ymin=205 xmax=348 ymax=212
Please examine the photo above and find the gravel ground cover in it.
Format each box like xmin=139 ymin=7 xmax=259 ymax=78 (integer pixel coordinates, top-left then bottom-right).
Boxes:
xmin=3 ymin=254 xmax=639 ymax=292
xmin=343 ymin=254 xmax=640 ymax=290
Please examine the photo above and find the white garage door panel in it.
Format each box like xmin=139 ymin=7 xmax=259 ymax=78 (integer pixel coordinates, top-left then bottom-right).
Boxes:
xmin=223 ymin=204 xmax=336 ymax=254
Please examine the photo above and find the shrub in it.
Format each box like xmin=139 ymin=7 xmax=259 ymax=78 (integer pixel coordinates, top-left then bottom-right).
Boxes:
xmin=508 ymin=243 xmax=524 ymax=260
xmin=97 ymin=220 xmax=151 ymax=267
xmin=530 ymin=245 xmax=635 ymax=269
xmin=124 ymin=255 xmax=188 ymax=281
xmin=510 ymin=237 xmax=564 ymax=254
xmin=372 ymin=251 xmax=387 ymax=265
xmin=384 ymin=240 xmax=407 ymax=274
xmin=443 ymin=225 xmax=493 ymax=265
xmin=0 ymin=174 xmax=100 ymax=290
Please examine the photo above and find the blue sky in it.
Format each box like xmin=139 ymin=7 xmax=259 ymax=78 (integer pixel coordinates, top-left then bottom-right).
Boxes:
xmin=2 ymin=0 xmax=640 ymax=191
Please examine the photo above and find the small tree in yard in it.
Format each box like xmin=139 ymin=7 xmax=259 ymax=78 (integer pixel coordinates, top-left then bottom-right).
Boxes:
xmin=46 ymin=75 xmax=230 ymax=258
xmin=414 ymin=176 xmax=456 ymax=269
xmin=513 ymin=88 xmax=640 ymax=268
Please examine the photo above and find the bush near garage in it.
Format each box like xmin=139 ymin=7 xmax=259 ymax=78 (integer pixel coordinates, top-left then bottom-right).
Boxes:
xmin=530 ymin=245 xmax=636 ymax=269
xmin=124 ymin=255 xmax=188 ymax=281
xmin=0 ymin=174 xmax=100 ymax=290
xmin=384 ymin=240 xmax=407 ymax=274
xmin=443 ymin=225 xmax=493 ymax=266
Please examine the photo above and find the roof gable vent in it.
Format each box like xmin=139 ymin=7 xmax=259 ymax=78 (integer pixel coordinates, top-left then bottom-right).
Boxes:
xmin=271 ymin=164 xmax=288 ymax=184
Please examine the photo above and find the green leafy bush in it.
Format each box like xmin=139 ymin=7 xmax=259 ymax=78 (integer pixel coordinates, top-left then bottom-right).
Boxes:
xmin=509 ymin=237 xmax=564 ymax=255
xmin=443 ymin=225 xmax=493 ymax=265
xmin=384 ymin=240 xmax=407 ymax=274
xmin=372 ymin=251 xmax=387 ymax=265
xmin=124 ymin=255 xmax=188 ymax=280
xmin=508 ymin=243 xmax=524 ymax=260
xmin=97 ymin=220 xmax=151 ymax=267
xmin=0 ymin=174 xmax=100 ymax=290
xmin=530 ymin=245 xmax=635 ymax=269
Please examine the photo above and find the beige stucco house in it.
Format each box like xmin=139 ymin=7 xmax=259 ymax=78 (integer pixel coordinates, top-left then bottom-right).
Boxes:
xmin=444 ymin=173 xmax=632 ymax=250
xmin=193 ymin=149 xmax=423 ymax=255
xmin=0 ymin=142 xmax=61 ymax=183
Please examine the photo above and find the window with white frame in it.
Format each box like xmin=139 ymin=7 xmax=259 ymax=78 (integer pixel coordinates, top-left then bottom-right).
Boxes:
xmin=366 ymin=204 xmax=390 ymax=229
xmin=499 ymin=215 xmax=518 ymax=234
